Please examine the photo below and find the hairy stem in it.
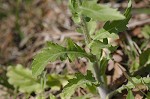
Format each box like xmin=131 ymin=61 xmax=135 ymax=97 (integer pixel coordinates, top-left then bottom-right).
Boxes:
xmin=78 ymin=1 xmax=108 ymax=98
xmin=106 ymin=90 xmax=118 ymax=99
xmin=78 ymin=0 xmax=91 ymax=44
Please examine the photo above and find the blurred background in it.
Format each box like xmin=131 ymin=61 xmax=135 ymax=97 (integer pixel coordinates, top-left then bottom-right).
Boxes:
xmin=0 ymin=0 xmax=150 ymax=98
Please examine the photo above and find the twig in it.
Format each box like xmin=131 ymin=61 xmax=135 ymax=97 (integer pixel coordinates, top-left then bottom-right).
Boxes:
xmin=127 ymin=19 xmax=150 ymax=29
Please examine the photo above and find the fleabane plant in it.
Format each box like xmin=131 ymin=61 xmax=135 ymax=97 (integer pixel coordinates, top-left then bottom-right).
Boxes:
xmin=31 ymin=0 xmax=132 ymax=98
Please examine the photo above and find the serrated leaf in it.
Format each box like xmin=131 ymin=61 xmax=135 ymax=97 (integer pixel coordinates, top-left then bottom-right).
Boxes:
xmin=7 ymin=64 xmax=44 ymax=93
xmin=67 ymin=39 xmax=88 ymax=61
xmin=31 ymin=42 xmax=66 ymax=77
xmin=61 ymin=70 xmax=98 ymax=99
xmin=89 ymin=40 xmax=110 ymax=55
xmin=139 ymin=48 xmax=150 ymax=66
xmin=92 ymin=0 xmax=131 ymax=41
xmin=92 ymin=28 xmax=119 ymax=40
xmin=78 ymin=1 xmax=125 ymax=21
xmin=103 ymin=0 xmax=132 ymax=33
xmin=126 ymin=90 xmax=134 ymax=99
xmin=32 ymin=41 xmax=94 ymax=77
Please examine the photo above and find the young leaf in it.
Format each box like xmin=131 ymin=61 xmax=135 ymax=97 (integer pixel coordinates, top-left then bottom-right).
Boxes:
xmin=67 ymin=39 xmax=88 ymax=61
xmin=126 ymin=90 xmax=134 ymax=99
xmin=139 ymin=48 xmax=150 ymax=66
xmin=7 ymin=64 xmax=44 ymax=93
xmin=78 ymin=1 xmax=125 ymax=21
xmin=61 ymin=70 xmax=98 ymax=99
xmin=89 ymin=40 xmax=110 ymax=55
xmin=69 ymin=0 xmax=78 ymax=13
xmin=69 ymin=0 xmax=80 ymax=23
xmin=91 ymin=28 xmax=119 ymax=41
xmin=87 ymin=20 xmax=97 ymax=35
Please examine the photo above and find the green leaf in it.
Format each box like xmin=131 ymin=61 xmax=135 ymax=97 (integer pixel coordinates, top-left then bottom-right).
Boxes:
xmin=126 ymin=90 xmax=134 ymax=99
xmin=100 ymin=58 xmax=109 ymax=75
xmin=72 ymin=94 xmax=93 ymax=99
xmin=92 ymin=0 xmax=131 ymax=41
xmin=36 ymin=96 xmax=45 ymax=99
xmin=61 ymin=70 xmax=98 ymax=99
xmin=47 ymin=74 xmax=73 ymax=90
xmin=31 ymin=42 xmax=66 ymax=77
xmin=32 ymin=41 xmax=94 ymax=77
xmin=69 ymin=0 xmax=78 ymax=12
xmin=87 ymin=20 xmax=97 ymax=35
xmin=108 ymin=46 xmax=118 ymax=53
xmin=89 ymin=40 xmax=110 ymax=55
xmin=78 ymin=1 xmax=125 ymax=21
xmin=103 ymin=0 xmax=132 ymax=33
xmin=69 ymin=0 xmax=80 ymax=23
xmin=117 ymin=77 xmax=150 ymax=93
xmin=67 ymin=39 xmax=88 ymax=61
xmin=50 ymin=94 xmax=57 ymax=99
xmin=139 ymin=48 xmax=150 ymax=66
xmin=86 ymin=83 xmax=97 ymax=94
xmin=146 ymin=92 xmax=150 ymax=99
xmin=7 ymin=64 xmax=44 ymax=93
xmin=141 ymin=25 xmax=150 ymax=39
xmin=92 ymin=28 xmax=119 ymax=41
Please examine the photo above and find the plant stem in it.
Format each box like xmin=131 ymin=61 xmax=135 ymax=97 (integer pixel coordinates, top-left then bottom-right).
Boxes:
xmin=106 ymin=90 xmax=118 ymax=99
xmin=81 ymin=16 xmax=91 ymax=44
xmin=78 ymin=1 xmax=108 ymax=98
xmin=78 ymin=0 xmax=91 ymax=44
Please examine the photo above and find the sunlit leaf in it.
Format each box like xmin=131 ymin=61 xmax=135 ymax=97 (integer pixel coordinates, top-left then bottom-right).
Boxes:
xmin=78 ymin=1 xmax=125 ymax=21
xmin=72 ymin=94 xmax=93 ymax=99
xmin=92 ymin=0 xmax=132 ymax=41
xmin=49 ymin=94 xmax=57 ymax=99
xmin=7 ymin=64 xmax=44 ymax=93
xmin=31 ymin=42 xmax=66 ymax=77
xmin=89 ymin=40 xmax=110 ymax=55
xmin=126 ymin=90 xmax=134 ymax=99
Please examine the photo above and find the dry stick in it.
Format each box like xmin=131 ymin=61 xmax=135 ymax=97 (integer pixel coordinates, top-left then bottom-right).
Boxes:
xmin=127 ymin=18 xmax=150 ymax=29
